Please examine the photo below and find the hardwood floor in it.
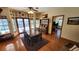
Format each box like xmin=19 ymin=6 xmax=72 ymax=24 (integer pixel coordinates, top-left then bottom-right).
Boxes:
xmin=39 ymin=34 xmax=71 ymax=51
xmin=0 ymin=33 xmax=73 ymax=51
xmin=0 ymin=36 xmax=26 ymax=51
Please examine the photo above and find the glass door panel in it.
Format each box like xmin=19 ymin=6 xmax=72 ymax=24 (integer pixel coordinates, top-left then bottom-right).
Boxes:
xmin=24 ymin=18 xmax=30 ymax=34
xmin=17 ymin=18 xmax=24 ymax=33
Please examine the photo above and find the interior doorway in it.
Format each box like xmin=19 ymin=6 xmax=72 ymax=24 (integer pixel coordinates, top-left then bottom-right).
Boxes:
xmin=52 ymin=15 xmax=64 ymax=39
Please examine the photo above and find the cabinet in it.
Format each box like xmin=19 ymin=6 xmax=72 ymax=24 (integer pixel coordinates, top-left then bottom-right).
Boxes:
xmin=40 ymin=18 xmax=49 ymax=34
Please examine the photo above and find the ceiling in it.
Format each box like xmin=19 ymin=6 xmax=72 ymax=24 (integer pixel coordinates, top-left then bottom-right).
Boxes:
xmin=9 ymin=7 xmax=53 ymax=12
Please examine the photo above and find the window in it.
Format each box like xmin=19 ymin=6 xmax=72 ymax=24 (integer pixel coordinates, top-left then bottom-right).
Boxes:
xmin=30 ymin=20 xmax=36 ymax=34
xmin=0 ymin=18 xmax=10 ymax=35
xmin=30 ymin=20 xmax=35 ymax=29
xmin=17 ymin=18 xmax=24 ymax=33
xmin=36 ymin=20 xmax=40 ymax=28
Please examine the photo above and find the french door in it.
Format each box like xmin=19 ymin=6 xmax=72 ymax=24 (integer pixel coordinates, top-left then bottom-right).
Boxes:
xmin=30 ymin=19 xmax=40 ymax=35
xmin=24 ymin=18 xmax=30 ymax=34
xmin=16 ymin=18 xmax=30 ymax=33
xmin=16 ymin=18 xmax=40 ymax=34
xmin=17 ymin=18 xmax=24 ymax=33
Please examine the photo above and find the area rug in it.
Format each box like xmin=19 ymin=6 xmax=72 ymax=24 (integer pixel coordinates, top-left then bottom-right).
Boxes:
xmin=21 ymin=37 xmax=48 ymax=51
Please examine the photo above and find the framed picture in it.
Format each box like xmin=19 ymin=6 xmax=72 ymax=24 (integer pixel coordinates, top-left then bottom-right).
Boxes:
xmin=67 ymin=17 xmax=79 ymax=25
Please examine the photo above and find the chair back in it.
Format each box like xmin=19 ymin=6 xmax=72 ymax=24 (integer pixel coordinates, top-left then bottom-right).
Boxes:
xmin=24 ymin=32 xmax=30 ymax=39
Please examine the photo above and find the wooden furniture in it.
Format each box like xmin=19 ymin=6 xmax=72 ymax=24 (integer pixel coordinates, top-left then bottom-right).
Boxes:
xmin=21 ymin=30 xmax=42 ymax=46
xmin=0 ymin=33 xmax=14 ymax=42
xmin=40 ymin=18 xmax=49 ymax=34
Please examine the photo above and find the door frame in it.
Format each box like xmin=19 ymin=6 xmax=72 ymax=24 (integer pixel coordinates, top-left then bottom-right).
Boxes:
xmin=52 ymin=15 xmax=64 ymax=39
xmin=15 ymin=17 xmax=30 ymax=34
xmin=23 ymin=18 xmax=30 ymax=34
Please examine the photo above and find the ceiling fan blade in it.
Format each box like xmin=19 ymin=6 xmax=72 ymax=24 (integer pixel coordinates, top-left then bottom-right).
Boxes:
xmin=28 ymin=7 xmax=32 ymax=10
xmin=33 ymin=9 xmax=38 ymax=12
xmin=28 ymin=7 xmax=38 ymax=12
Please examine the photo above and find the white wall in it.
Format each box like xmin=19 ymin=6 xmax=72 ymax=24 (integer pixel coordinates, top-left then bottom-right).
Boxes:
xmin=43 ymin=7 xmax=79 ymax=42
xmin=61 ymin=8 xmax=79 ymax=42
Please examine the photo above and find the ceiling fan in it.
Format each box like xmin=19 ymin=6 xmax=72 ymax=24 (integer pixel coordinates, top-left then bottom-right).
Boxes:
xmin=28 ymin=7 xmax=39 ymax=12
xmin=28 ymin=7 xmax=44 ymax=15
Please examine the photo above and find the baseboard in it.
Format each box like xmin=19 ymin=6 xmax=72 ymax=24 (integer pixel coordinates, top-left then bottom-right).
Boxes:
xmin=61 ymin=37 xmax=79 ymax=44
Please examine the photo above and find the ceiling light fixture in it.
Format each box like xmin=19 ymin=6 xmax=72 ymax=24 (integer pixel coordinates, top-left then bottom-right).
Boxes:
xmin=28 ymin=10 xmax=34 ymax=14
xmin=28 ymin=7 xmax=34 ymax=14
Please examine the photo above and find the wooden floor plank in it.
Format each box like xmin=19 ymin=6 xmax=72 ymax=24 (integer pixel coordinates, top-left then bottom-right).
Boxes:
xmin=0 ymin=33 xmax=73 ymax=51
